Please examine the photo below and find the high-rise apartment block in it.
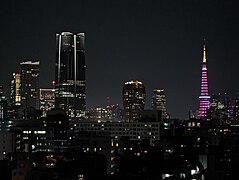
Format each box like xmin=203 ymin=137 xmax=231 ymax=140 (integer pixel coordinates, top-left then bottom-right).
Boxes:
xmin=152 ymin=89 xmax=169 ymax=119
xmin=55 ymin=32 xmax=86 ymax=118
xmin=123 ymin=80 xmax=145 ymax=121
xmin=20 ymin=61 xmax=40 ymax=113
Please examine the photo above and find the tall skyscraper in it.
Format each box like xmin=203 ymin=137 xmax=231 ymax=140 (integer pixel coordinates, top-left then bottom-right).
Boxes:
xmin=20 ymin=61 xmax=40 ymax=113
xmin=55 ymin=32 xmax=86 ymax=118
xmin=198 ymin=43 xmax=210 ymax=119
xmin=10 ymin=73 xmax=21 ymax=107
xmin=151 ymin=89 xmax=169 ymax=119
xmin=123 ymin=80 xmax=146 ymax=121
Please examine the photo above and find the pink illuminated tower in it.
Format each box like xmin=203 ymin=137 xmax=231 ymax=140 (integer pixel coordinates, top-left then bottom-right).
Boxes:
xmin=198 ymin=43 xmax=210 ymax=119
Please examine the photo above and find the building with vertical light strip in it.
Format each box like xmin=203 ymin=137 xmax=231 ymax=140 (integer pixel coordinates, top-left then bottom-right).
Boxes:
xmin=11 ymin=73 xmax=21 ymax=107
xmin=198 ymin=43 xmax=210 ymax=119
xmin=55 ymin=32 xmax=86 ymax=118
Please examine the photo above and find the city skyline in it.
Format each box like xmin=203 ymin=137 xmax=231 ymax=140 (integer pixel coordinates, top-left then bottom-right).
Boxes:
xmin=1 ymin=0 xmax=239 ymax=119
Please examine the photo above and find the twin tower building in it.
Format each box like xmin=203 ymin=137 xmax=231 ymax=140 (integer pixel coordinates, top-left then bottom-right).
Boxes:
xmin=55 ymin=32 xmax=86 ymax=117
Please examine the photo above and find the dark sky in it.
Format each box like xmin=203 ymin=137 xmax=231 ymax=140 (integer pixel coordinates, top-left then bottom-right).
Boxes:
xmin=0 ymin=0 xmax=239 ymax=119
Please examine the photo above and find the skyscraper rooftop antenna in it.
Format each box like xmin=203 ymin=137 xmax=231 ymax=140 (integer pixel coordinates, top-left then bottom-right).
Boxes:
xmin=203 ymin=38 xmax=207 ymax=64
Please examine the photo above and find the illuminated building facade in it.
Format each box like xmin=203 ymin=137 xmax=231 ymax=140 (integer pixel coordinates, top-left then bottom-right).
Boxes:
xmin=11 ymin=73 xmax=21 ymax=107
xmin=86 ymin=104 xmax=123 ymax=121
xmin=0 ymin=86 xmax=7 ymax=119
xmin=74 ymin=121 xmax=160 ymax=142
xmin=208 ymin=93 xmax=234 ymax=125
xmin=105 ymin=104 xmax=123 ymax=121
xmin=40 ymin=89 xmax=55 ymax=117
xmin=234 ymin=94 xmax=239 ymax=124
xmin=20 ymin=61 xmax=40 ymax=112
xmin=55 ymin=32 xmax=86 ymax=118
xmin=151 ymin=89 xmax=169 ymax=119
xmin=123 ymin=80 xmax=146 ymax=121
xmin=86 ymin=107 xmax=108 ymax=121
xmin=198 ymin=44 xmax=210 ymax=119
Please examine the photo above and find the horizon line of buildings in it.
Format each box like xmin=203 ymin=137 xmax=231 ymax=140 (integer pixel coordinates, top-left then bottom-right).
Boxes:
xmin=0 ymin=31 xmax=170 ymax=122
xmin=1 ymin=33 xmax=239 ymax=123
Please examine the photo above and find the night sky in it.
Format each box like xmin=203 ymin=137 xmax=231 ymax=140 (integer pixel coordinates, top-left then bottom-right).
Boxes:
xmin=1 ymin=0 xmax=239 ymax=119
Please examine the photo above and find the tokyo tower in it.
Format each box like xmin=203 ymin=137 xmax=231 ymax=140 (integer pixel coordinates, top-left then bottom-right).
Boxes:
xmin=198 ymin=43 xmax=210 ymax=119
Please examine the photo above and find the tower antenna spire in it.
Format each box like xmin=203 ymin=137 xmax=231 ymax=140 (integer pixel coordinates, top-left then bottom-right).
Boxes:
xmin=203 ymin=38 xmax=207 ymax=63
